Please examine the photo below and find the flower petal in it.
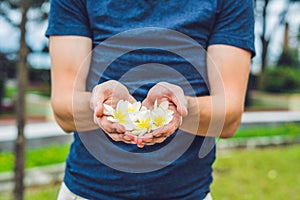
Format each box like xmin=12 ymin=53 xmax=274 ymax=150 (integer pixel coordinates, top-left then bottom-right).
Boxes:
xmin=117 ymin=100 xmax=128 ymax=113
xmin=103 ymin=104 xmax=115 ymax=115
xmin=131 ymin=101 xmax=141 ymax=110
xmin=107 ymin=116 xmax=118 ymax=123
xmin=159 ymin=101 xmax=169 ymax=110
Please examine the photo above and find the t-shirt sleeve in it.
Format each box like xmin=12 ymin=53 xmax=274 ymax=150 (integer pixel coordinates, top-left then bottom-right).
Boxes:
xmin=45 ymin=0 xmax=91 ymax=38
xmin=209 ymin=0 xmax=256 ymax=57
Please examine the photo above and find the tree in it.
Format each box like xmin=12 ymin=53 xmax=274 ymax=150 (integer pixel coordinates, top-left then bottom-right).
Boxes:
xmin=255 ymin=0 xmax=300 ymax=73
xmin=14 ymin=2 xmax=29 ymax=199
xmin=0 ymin=1 xmax=49 ymax=200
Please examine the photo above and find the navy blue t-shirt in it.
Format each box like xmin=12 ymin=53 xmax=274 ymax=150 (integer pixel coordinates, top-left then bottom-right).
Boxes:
xmin=46 ymin=0 xmax=255 ymax=199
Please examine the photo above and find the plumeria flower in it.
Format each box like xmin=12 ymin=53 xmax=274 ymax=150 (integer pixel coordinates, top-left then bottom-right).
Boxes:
xmin=126 ymin=101 xmax=141 ymax=122
xmin=103 ymin=99 xmax=174 ymax=136
xmin=153 ymin=100 xmax=174 ymax=115
xmin=103 ymin=100 xmax=135 ymax=130
xmin=132 ymin=110 xmax=153 ymax=136
xmin=151 ymin=100 xmax=174 ymax=130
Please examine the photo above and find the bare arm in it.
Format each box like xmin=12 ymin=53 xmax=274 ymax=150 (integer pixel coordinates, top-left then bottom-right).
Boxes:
xmin=131 ymin=44 xmax=251 ymax=146
xmin=182 ymin=44 xmax=251 ymax=138
xmin=49 ymin=36 xmax=137 ymax=144
xmin=49 ymin=36 xmax=96 ymax=132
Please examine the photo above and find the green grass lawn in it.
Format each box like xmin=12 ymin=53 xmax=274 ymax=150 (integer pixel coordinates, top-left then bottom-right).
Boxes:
xmin=0 ymin=182 xmax=61 ymax=200
xmin=1 ymin=145 xmax=299 ymax=200
xmin=0 ymin=145 xmax=69 ymax=173
xmin=211 ymin=145 xmax=300 ymax=200
xmin=233 ymin=123 xmax=300 ymax=139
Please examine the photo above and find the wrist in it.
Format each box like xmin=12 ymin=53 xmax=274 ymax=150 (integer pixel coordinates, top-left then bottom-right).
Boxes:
xmin=186 ymin=96 xmax=199 ymax=116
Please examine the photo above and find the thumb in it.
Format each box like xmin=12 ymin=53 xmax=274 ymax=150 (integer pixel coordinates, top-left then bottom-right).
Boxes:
xmin=127 ymin=95 xmax=137 ymax=104
xmin=95 ymin=102 xmax=104 ymax=118
xmin=91 ymin=85 xmax=106 ymax=118
xmin=142 ymin=98 xmax=153 ymax=110
xmin=171 ymin=95 xmax=188 ymax=117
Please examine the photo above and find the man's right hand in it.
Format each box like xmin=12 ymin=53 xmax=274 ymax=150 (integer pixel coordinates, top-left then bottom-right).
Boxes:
xmin=90 ymin=80 xmax=136 ymax=143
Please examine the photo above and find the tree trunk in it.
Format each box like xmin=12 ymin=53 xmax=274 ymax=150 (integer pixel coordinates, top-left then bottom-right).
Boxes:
xmin=13 ymin=1 xmax=29 ymax=200
xmin=261 ymin=0 xmax=269 ymax=73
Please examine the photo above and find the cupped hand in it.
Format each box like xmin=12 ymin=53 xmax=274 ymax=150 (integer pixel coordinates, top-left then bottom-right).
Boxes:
xmin=125 ymin=82 xmax=188 ymax=147
xmin=90 ymin=80 xmax=136 ymax=143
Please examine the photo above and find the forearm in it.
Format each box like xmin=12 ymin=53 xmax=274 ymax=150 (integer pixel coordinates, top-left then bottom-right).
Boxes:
xmin=181 ymin=94 xmax=245 ymax=138
xmin=49 ymin=36 xmax=94 ymax=133
xmin=181 ymin=45 xmax=250 ymax=138
xmin=51 ymin=90 xmax=98 ymax=133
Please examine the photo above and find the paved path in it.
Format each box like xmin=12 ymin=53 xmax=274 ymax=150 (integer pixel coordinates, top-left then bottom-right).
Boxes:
xmin=0 ymin=111 xmax=299 ymax=142
xmin=0 ymin=122 xmax=66 ymax=142
xmin=241 ymin=111 xmax=300 ymax=124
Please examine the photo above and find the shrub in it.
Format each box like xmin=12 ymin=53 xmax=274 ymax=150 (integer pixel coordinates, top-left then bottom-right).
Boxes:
xmin=260 ymin=66 xmax=300 ymax=93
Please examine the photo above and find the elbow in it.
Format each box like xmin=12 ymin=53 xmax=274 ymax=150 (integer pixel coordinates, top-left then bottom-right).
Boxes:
xmin=220 ymin=108 xmax=243 ymax=139
xmin=51 ymin=95 xmax=74 ymax=133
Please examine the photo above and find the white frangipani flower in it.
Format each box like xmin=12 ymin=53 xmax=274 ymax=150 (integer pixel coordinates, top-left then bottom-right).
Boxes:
xmin=152 ymin=100 xmax=174 ymax=116
xmin=102 ymin=99 xmax=174 ymax=136
xmin=132 ymin=110 xmax=152 ymax=136
xmin=126 ymin=101 xmax=141 ymax=122
xmin=103 ymin=100 xmax=135 ymax=130
xmin=151 ymin=100 xmax=174 ymax=130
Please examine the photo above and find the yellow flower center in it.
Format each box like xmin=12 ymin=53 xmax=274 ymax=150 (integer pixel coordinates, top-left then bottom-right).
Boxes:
xmin=153 ymin=115 xmax=167 ymax=128
xmin=127 ymin=107 xmax=137 ymax=113
xmin=114 ymin=110 xmax=127 ymax=124
xmin=137 ymin=117 xmax=152 ymax=132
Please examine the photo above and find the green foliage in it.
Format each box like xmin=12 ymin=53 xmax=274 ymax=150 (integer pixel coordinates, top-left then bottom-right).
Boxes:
xmin=4 ymin=85 xmax=17 ymax=99
xmin=0 ymin=152 xmax=14 ymax=172
xmin=277 ymin=49 xmax=299 ymax=68
xmin=260 ymin=66 xmax=300 ymax=93
xmin=234 ymin=123 xmax=300 ymax=138
xmin=25 ymin=144 xmax=69 ymax=168
xmin=0 ymin=144 xmax=69 ymax=173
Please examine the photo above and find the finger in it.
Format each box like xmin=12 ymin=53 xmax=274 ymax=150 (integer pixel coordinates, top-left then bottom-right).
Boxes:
xmin=136 ymin=137 xmax=145 ymax=147
xmin=105 ymin=131 xmax=135 ymax=144
xmin=127 ymin=95 xmax=137 ymax=104
xmin=91 ymin=85 xmax=108 ymax=117
xmin=156 ymin=82 xmax=188 ymax=116
xmin=152 ymin=116 xmax=180 ymax=138
xmin=95 ymin=104 xmax=104 ymax=118
xmin=124 ymin=132 xmax=138 ymax=144
xmin=99 ymin=117 xmax=126 ymax=133
xmin=151 ymin=127 xmax=164 ymax=137
xmin=139 ymin=133 xmax=153 ymax=143
xmin=107 ymin=132 xmax=123 ymax=142
xmin=169 ymin=92 xmax=188 ymax=117
xmin=114 ymin=123 xmax=127 ymax=133
xmin=154 ymin=136 xmax=168 ymax=143
xmin=123 ymin=134 xmax=132 ymax=141
xmin=136 ymin=139 xmax=144 ymax=148
xmin=143 ymin=136 xmax=167 ymax=145
xmin=141 ymin=99 xmax=153 ymax=110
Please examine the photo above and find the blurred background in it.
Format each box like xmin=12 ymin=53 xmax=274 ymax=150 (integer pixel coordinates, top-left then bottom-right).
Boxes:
xmin=0 ymin=0 xmax=299 ymax=200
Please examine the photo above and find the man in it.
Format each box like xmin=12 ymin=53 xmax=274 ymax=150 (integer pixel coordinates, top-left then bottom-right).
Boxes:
xmin=46 ymin=0 xmax=255 ymax=199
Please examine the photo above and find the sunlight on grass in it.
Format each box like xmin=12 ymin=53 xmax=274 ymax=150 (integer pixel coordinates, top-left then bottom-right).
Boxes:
xmin=234 ymin=123 xmax=300 ymax=138
xmin=0 ymin=145 xmax=69 ymax=173
xmin=212 ymin=145 xmax=300 ymax=200
xmin=0 ymin=183 xmax=61 ymax=200
xmin=1 ymin=145 xmax=299 ymax=200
